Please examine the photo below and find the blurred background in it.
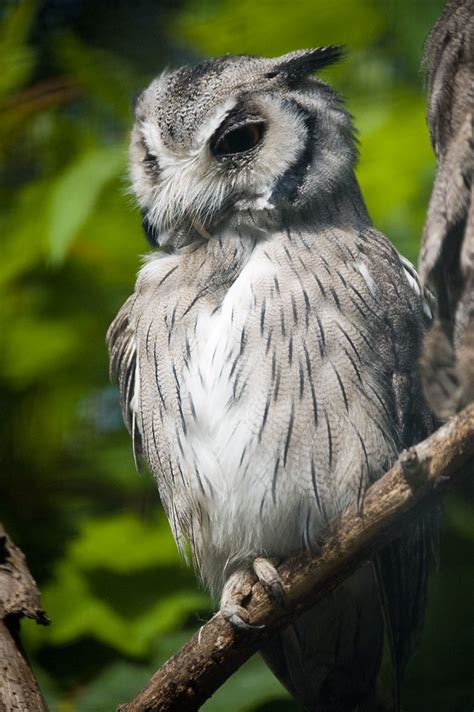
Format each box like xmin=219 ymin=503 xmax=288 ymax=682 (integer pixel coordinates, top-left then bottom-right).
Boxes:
xmin=1 ymin=0 xmax=472 ymax=710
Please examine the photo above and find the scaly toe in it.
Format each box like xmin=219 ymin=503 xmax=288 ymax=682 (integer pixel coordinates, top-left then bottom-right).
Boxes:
xmin=253 ymin=556 xmax=286 ymax=607
xmin=220 ymin=568 xmax=263 ymax=631
xmin=221 ymin=602 xmax=263 ymax=631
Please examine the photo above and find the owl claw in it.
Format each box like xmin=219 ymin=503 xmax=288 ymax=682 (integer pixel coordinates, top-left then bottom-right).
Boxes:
xmin=221 ymin=602 xmax=264 ymax=631
xmin=220 ymin=568 xmax=263 ymax=631
xmin=253 ymin=557 xmax=286 ymax=608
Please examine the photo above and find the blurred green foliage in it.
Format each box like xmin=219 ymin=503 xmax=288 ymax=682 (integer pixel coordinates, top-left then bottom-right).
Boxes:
xmin=0 ymin=1 xmax=472 ymax=710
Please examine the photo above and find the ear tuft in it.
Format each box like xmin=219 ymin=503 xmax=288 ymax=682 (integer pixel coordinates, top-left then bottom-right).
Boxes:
xmin=267 ymin=46 xmax=345 ymax=83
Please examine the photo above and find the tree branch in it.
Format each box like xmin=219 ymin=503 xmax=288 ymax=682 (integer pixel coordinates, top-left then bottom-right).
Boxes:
xmin=0 ymin=525 xmax=50 ymax=712
xmin=118 ymin=402 xmax=474 ymax=712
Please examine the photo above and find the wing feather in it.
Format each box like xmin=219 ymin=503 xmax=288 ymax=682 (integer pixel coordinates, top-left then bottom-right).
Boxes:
xmin=106 ymin=296 xmax=143 ymax=466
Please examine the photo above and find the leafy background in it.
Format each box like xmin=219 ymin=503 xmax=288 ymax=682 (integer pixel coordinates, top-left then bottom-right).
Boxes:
xmin=1 ymin=0 xmax=472 ymax=710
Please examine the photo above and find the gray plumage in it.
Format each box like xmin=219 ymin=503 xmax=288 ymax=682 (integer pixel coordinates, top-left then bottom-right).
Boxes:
xmin=419 ymin=0 xmax=474 ymax=419
xmin=108 ymin=49 xmax=435 ymax=711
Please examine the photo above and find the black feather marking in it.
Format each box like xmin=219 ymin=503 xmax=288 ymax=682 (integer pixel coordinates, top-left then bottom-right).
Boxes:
xmin=310 ymin=456 xmax=323 ymax=512
xmin=344 ymin=348 xmax=362 ymax=383
xmin=303 ymin=289 xmax=311 ymax=327
xmin=239 ymin=326 xmax=246 ymax=355
xmin=271 ymin=457 xmax=280 ymax=504
xmin=266 ymin=328 xmax=273 ymax=355
xmin=274 ymin=276 xmax=281 ymax=295
xmin=229 ymin=353 xmax=240 ymax=379
xmin=355 ymin=322 xmax=379 ymax=358
xmin=349 ymin=293 xmax=367 ymax=319
xmin=336 ymin=268 xmax=347 ymax=287
xmin=283 ymin=244 xmax=294 ymax=264
xmin=299 ymin=359 xmax=305 ymax=399
xmin=331 ymin=362 xmax=349 ymax=411
xmin=182 ymin=290 xmax=205 ymax=318
xmin=316 ymin=314 xmax=326 ymax=356
xmin=313 ymin=272 xmax=327 ymax=298
xmin=298 ymin=230 xmax=311 ymax=250
xmin=184 ymin=337 xmax=191 ymax=367
xmin=304 ymin=345 xmax=318 ymax=425
xmin=189 ymin=393 xmax=197 ymax=421
xmin=158 ymin=263 xmax=179 ymax=287
xmin=153 ymin=340 xmax=166 ymax=408
xmin=320 ymin=254 xmax=332 ymax=275
xmin=259 ymin=397 xmax=271 ymax=443
xmin=283 ymin=405 xmax=295 ymax=467
xmin=271 ymin=351 xmax=277 ymax=382
xmin=232 ymin=371 xmax=240 ymax=400
xmin=194 ymin=465 xmax=206 ymax=495
xmin=335 ymin=322 xmax=362 ymax=362
xmin=330 ymin=286 xmax=341 ymax=310
xmin=349 ymin=283 xmax=382 ymax=322
xmin=353 ymin=424 xmax=370 ymax=511
xmin=274 ymin=369 xmax=281 ymax=402
xmin=170 ymin=305 xmax=177 ymax=330
xmin=260 ymin=299 xmax=266 ymax=335
xmin=365 ymin=380 xmax=395 ymax=426
xmin=324 ymin=410 xmax=333 ymax=468
xmin=176 ymin=430 xmax=185 ymax=459
xmin=291 ymin=293 xmax=299 ymax=324
xmin=176 ymin=461 xmax=186 ymax=487
xmin=288 ymin=335 xmax=293 ymax=365
xmin=172 ymin=364 xmax=187 ymax=435
xmin=145 ymin=321 xmax=153 ymax=353
xmin=167 ymin=455 xmax=176 ymax=484
xmin=280 ymin=307 xmax=287 ymax=338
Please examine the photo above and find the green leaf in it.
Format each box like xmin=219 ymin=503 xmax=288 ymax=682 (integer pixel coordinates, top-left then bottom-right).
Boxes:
xmin=75 ymin=661 xmax=152 ymax=712
xmin=23 ymin=513 xmax=210 ymax=657
xmin=170 ymin=0 xmax=385 ymax=58
xmin=1 ymin=317 xmax=80 ymax=386
xmin=69 ymin=513 xmax=181 ymax=572
xmin=47 ymin=144 xmax=126 ymax=264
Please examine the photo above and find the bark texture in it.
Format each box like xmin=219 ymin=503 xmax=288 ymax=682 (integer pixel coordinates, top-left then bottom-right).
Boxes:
xmin=0 ymin=525 xmax=49 ymax=712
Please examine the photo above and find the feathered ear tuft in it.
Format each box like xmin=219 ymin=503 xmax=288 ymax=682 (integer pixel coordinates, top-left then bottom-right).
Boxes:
xmin=266 ymin=46 xmax=345 ymax=83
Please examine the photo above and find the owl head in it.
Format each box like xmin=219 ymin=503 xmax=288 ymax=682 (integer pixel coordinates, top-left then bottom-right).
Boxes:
xmin=130 ymin=47 xmax=361 ymax=248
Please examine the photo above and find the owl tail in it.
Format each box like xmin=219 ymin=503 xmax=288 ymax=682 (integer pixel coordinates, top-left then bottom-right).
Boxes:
xmin=260 ymin=563 xmax=385 ymax=712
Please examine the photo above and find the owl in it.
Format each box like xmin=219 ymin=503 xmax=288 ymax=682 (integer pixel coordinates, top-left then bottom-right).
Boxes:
xmin=108 ymin=48 xmax=436 ymax=711
xmin=419 ymin=0 xmax=474 ymax=420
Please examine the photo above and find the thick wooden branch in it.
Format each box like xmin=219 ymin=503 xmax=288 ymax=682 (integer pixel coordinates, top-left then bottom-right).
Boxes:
xmin=0 ymin=525 xmax=50 ymax=712
xmin=118 ymin=403 xmax=474 ymax=712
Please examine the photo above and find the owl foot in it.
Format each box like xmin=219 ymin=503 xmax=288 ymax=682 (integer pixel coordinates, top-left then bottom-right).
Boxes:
xmin=220 ymin=568 xmax=263 ymax=631
xmin=221 ymin=559 xmax=285 ymax=630
xmin=253 ymin=557 xmax=286 ymax=608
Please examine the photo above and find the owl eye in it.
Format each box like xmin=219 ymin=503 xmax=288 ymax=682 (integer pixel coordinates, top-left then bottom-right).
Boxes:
xmin=212 ymin=122 xmax=265 ymax=158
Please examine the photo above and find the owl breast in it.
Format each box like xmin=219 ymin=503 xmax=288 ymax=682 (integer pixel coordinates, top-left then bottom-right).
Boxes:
xmin=135 ymin=228 xmax=404 ymax=595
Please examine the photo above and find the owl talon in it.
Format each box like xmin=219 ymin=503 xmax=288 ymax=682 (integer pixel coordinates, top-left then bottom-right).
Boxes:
xmin=253 ymin=557 xmax=286 ymax=608
xmin=220 ymin=568 xmax=263 ymax=631
xmin=221 ymin=602 xmax=264 ymax=631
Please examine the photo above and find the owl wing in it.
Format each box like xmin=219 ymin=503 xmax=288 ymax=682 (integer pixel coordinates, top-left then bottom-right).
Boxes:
xmin=106 ymin=295 xmax=143 ymax=468
xmin=374 ymin=268 xmax=438 ymax=707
